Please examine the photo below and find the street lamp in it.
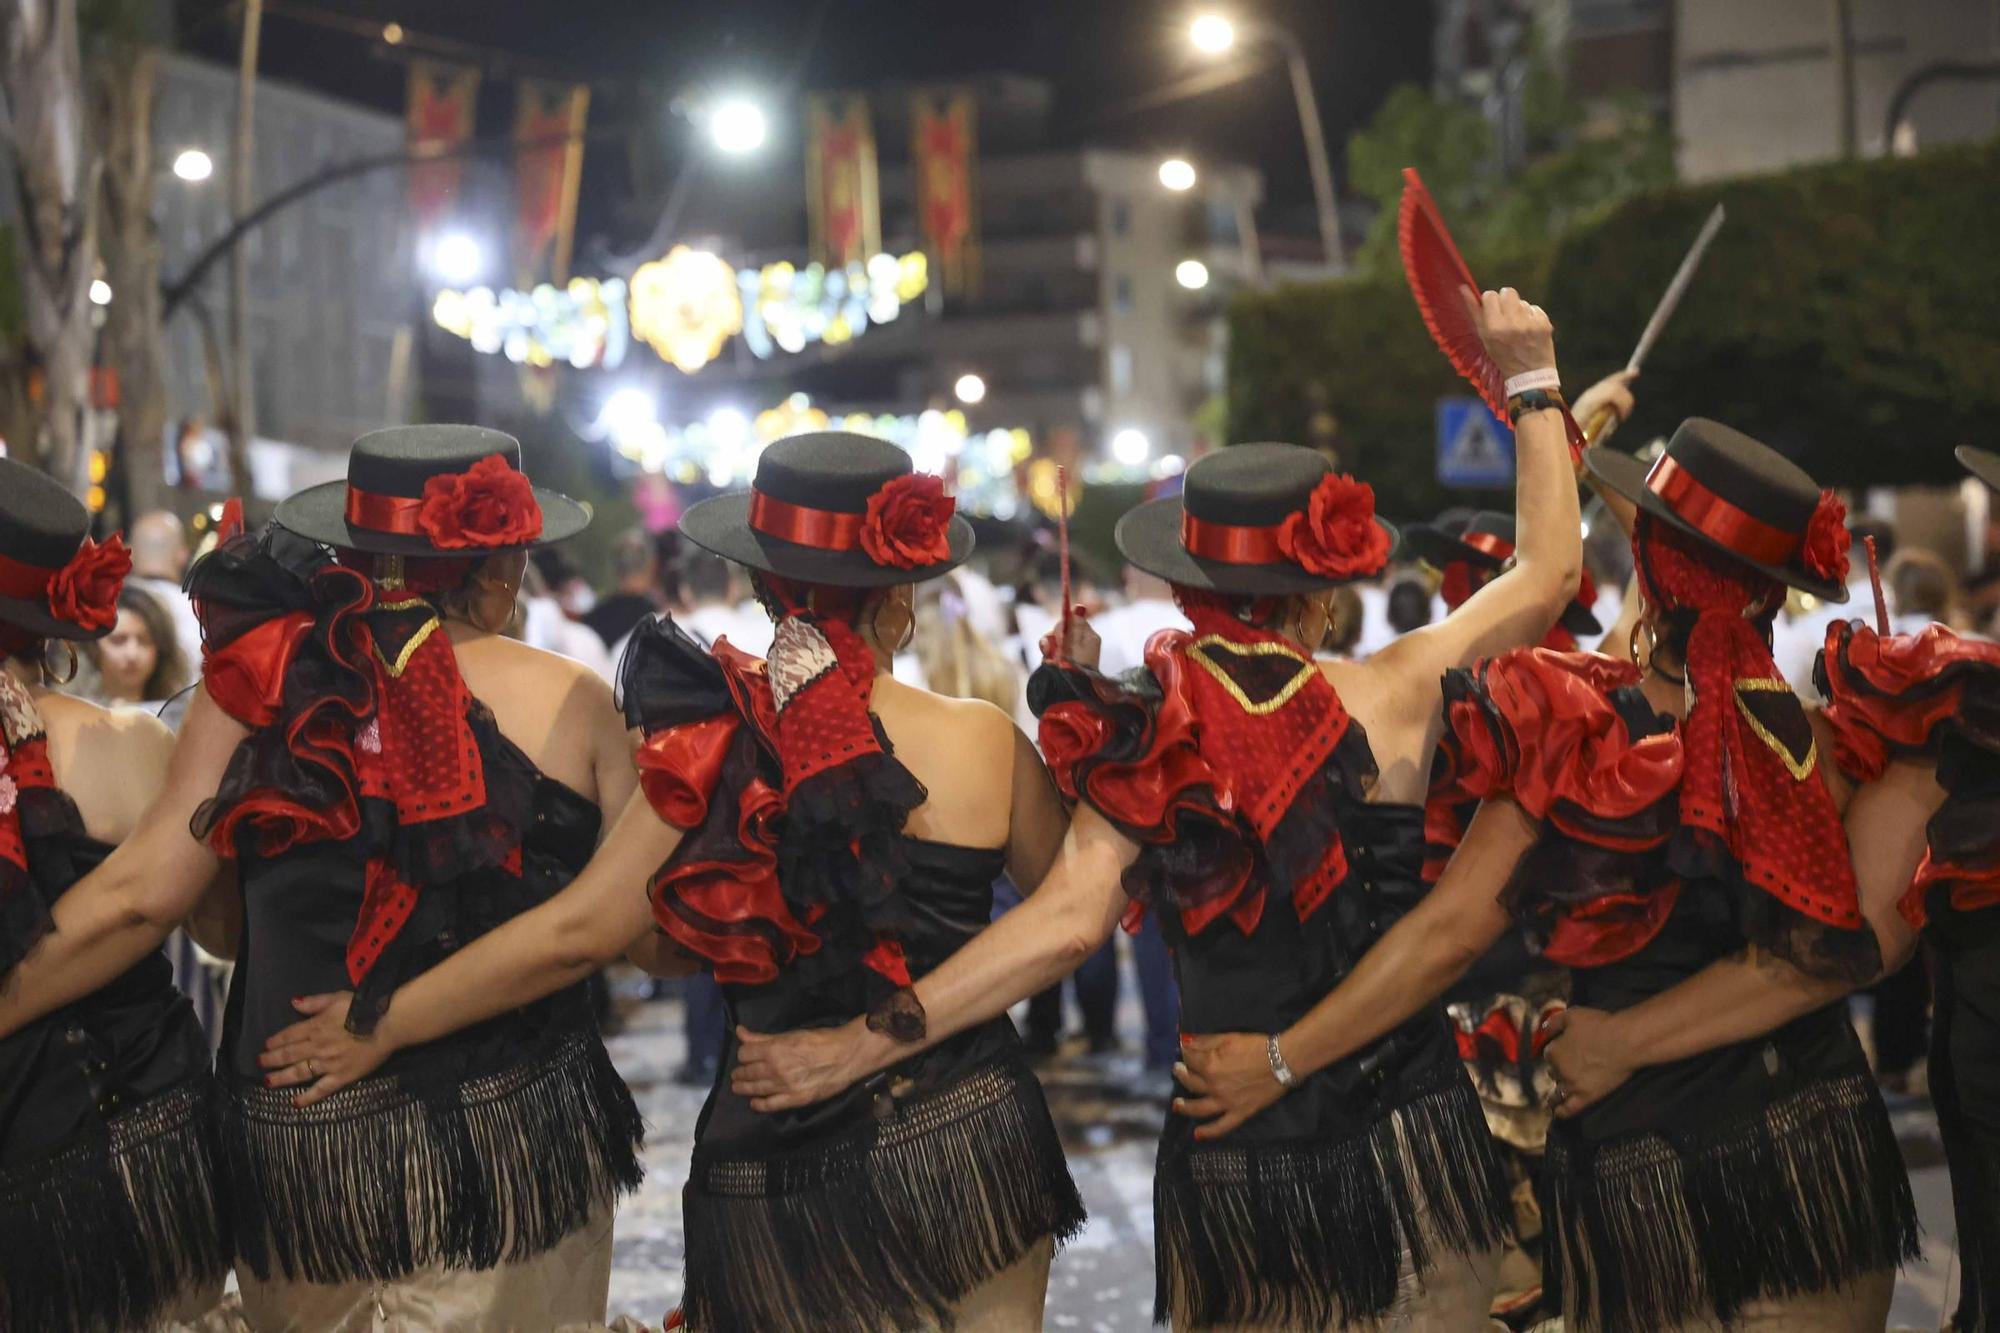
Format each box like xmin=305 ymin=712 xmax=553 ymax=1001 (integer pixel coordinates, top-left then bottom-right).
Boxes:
xmin=601 ymin=387 xmax=658 ymax=439
xmin=1189 ymin=13 xmax=1345 ymax=272
xmin=1111 ymin=427 xmax=1151 ymax=467
xmin=1158 ymin=157 xmax=1197 ymax=192
xmin=953 ymin=373 xmax=987 ymax=405
xmin=709 ymin=98 xmax=768 ymax=155
xmin=89 ymin=278 xmax=112 ymax=306
xmin=427 ymin=232 xmax=485 ymax=286
xmin=1175 ymin=259 xmax=1210 ymax=290
xmin=171 ymin=148 xmax=214 ymax=182
xmin=1189 ymin=14 xmax=1236 ymax=54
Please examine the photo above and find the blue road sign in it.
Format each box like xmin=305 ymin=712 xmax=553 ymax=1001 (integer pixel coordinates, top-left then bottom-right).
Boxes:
xmin=1435 ymin=397 xmax=1515 ymax=487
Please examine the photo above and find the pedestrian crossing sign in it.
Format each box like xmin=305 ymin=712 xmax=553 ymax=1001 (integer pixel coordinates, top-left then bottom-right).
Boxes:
xmin=1435 ymin=396 xmax=1515 ymax=488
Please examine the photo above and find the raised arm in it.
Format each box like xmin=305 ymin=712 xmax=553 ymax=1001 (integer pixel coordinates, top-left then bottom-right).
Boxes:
xmin=730 ymin=801 xmax=1134 ymax=1112
xmin=1371 ymin=290 xmax=1583 ymax=688
xmin=1541 ymin=758 xmax=1937 ymax=1114
xmin=260 ymin=784 xmax=677 ymax=1103
xmin=1176 ymin=796 xmax=1535 ymax=1137
xmin=0 ymin=688 xmax=240 ymax=1038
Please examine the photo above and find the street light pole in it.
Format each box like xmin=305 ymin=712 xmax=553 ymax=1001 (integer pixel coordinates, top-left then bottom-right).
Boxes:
xmin=1189 ymin=17 xmax=1346 ymax=275
xmin=1268 ymin=26 xmax=1345 ymax=275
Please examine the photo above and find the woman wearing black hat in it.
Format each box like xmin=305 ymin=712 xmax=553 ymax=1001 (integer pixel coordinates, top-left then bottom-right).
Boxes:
xmin=0 ymin=458 xmax=229 ymax=1331
xmin=0 ymin=428 xmax=646 ymax=1327
xmin=1804 ymin=442 xmax=2000 ymax=1333
xmin=1173 ymin=419 xmax=1926 ymax=1330
xmin=251 ymin=432 xmax=1085 ymax=1330
xmin=692 ymin=289 xmax=1583 ymax=1329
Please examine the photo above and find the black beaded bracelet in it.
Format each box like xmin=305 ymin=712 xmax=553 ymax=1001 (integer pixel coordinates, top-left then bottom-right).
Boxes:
xmin=1507 ymin=387 xmax=1567 ymax=422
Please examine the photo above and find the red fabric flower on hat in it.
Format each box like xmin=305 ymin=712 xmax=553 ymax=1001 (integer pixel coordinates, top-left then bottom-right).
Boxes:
xmin=416 ymin=454 xmax=544 ymax=549
xmin=1278 ymin=474 xmax=1390 ymax=579
xmin=859 ymin=473 xmax=955 ymax=569
xmin=1803 ymin=489 xmax=1850 ymax=584
xmin=46 ymin=534 xmax=132 ymax=632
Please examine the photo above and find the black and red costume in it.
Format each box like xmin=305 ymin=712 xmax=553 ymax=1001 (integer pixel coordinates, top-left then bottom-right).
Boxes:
xmin=1820 ymin=620 xmax=2000 ymax=1331
xmin=0 ymin=459 xmax=229 ymax=1332
xmin=186 ymin=523 xmax=644 ymax=1285
xmin=1033 ymin=444 xmax=1513 ymax=1328
xmin=1428 ymin=421 xmax=1924 ymax=1331
xmin=640 ymin=435 xmax=1084 ymax=1332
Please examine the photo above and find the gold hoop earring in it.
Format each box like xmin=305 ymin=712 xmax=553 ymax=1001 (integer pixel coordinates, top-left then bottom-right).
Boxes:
xmin=873 ymin=599 xmax=914 ymax=655
xmin=1628 ymin=620 xmax=1655 ymax=671
xmin=43 ymin=639 xmax=78 ymax=686
xmin=466 ymin=584 xmax=514 ymax=636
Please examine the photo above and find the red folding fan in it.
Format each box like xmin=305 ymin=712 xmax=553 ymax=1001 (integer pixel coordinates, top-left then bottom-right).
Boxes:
xmin=1398 ymin=168 xmax=1506 ymax=419
xmin=1399 ymin=167 xmax=1583 ymax=454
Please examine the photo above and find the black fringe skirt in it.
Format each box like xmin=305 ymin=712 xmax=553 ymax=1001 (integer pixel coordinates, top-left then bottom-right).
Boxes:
xmin=1543 ymin=1071 xmax=1922 ymax=1332
xmin=221 ymin=1028 xmax=646 ymax=1284
xmin=1154 ymin=1072 xmax=1512 ymax=1328
xmin=681 ymin=1054 xmax=1086 ymax=1333
xmin=0 ymin=1074 xmax=230 ymax=1333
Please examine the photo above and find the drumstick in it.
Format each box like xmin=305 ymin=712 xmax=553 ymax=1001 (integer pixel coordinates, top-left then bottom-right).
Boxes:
xmin=1057 ymin=465 xmax=1072 ymax=646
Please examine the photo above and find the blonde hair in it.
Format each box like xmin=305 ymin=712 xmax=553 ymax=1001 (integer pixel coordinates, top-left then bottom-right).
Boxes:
xmin=913 ymin=576 xmax=1019 ymax=712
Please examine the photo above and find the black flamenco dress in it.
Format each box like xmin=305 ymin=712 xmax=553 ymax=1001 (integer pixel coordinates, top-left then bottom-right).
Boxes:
xmin=185 ymin=529 xmax=644 ymax=1286
xmin=1436 ymin=647 xmax=1919 ymax=1332
xmin=622 ymin=615 xmax=1084 ymax=1333
xmin=0 ymin=688 xmax=229 ymax=1332
xmin=1820 ymin=622 xmax=2000 ymax=1331
xmin=1032 ymin=626 xmax=1511 ymax=1329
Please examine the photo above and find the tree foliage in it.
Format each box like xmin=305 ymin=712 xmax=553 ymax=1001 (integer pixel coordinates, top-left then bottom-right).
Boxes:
xmin=1229 ymin=138 xmax=2000 ymax=518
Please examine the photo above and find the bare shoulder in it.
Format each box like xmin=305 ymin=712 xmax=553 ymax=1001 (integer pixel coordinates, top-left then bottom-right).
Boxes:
xmin=38 ymin=692 xmax=172 ymax=757
xmin=888 ymin=682 xmax=1014 ymax=741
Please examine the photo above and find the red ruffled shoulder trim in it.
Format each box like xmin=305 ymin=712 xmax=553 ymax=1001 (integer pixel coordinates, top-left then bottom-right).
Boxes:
xmin=1818 ymin=621 xmax=2000 ymax=925
xmin=1437 ymin=649 xmax=1685 ymax=968
xmin=202 ymin=611 xmax=315 ymax=728
xmin=1437 ymin=649 xmax=1683 ymax=845
xmin=1032 ymin=633 xmax=1375 ymax=940
xmin=623 ymin=618 xmax=820 ymax=985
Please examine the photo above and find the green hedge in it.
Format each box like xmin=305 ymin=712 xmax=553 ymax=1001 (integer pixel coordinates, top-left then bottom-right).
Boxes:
xmin=1553 ymin=139 xmax=2000 ymax=487
xmin=1230 ymin=138 xmax=2000 ymax=512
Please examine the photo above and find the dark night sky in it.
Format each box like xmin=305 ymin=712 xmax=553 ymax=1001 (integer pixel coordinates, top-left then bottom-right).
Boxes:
xmin=178 ymin=0 xmax=1433 ymax=249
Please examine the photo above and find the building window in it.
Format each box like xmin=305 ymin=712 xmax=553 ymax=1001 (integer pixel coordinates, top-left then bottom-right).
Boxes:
xmin=1109 ymin=343 xmax=1133 ymax=395
xmin=1113 ymin=274 xmax=1133 ymax=312
xmin=1109 ymin=196 xmax=1131 ymax=236
xmin=1206 ymin=199 xmax=1240 ymax=246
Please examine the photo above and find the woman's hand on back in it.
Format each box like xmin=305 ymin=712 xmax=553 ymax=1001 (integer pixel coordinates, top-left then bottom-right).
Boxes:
xmin=731 ymin=1019 xmax=888 ymax=1112
xmin=1175 ymin=1032 xmax=1289 ymax=1140
xmin=259 ymin=992 xmax=394 ymax=1107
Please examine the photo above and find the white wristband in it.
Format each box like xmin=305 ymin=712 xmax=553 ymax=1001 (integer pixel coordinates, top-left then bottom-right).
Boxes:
xmin=1503 ymin=368 xmax=1561 ymax=397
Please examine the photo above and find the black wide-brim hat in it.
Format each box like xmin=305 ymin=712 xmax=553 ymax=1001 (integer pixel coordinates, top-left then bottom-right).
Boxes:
xmin=678 ymin=431 xmax=974 ymax=588
xmin=1960 ymin=446 xmax=2000 ymax=492
xmin=1404 ymin=509 xmax=1601 ymax=635
xmin=0 ymin=457 xmax=115 ymax=640
xmin=1587 ymin=417 xmax=1849 ymax=603
xmin=274 ymin=424 xmax=590 ymax=556
xmin=1115 ymin=442 xmax=1397 ymax=596
xmin=1402 ymin=509 xmax=1514 ymax=572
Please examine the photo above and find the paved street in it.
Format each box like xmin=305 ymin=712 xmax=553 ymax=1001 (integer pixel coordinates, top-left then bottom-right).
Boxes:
xmin=599 ymin=977 xmax=1960 ymax=1331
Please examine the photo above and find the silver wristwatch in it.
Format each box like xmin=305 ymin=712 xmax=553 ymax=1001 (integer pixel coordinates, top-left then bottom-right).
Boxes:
xmin=1266 ymin=1035 xmax=1296 ymax=1089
